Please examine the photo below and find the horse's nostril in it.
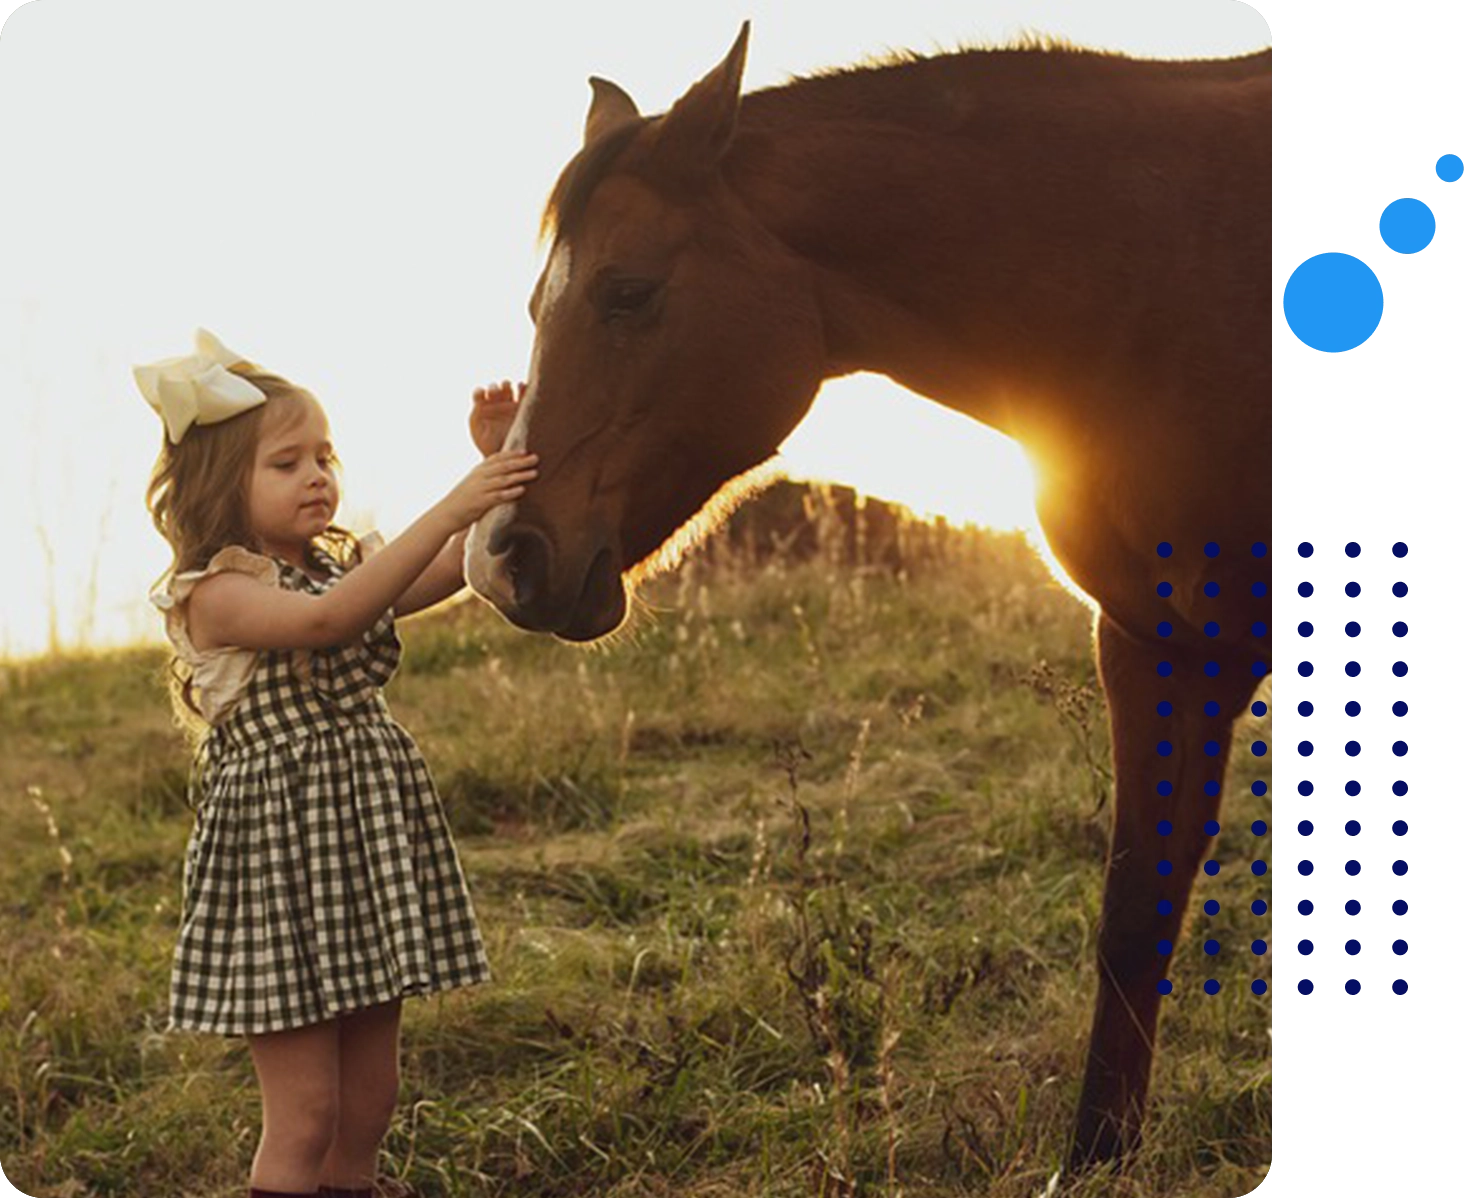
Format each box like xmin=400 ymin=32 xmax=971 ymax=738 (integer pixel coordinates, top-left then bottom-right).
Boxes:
xmin=503 ymin=528 xmax=552 ymax=610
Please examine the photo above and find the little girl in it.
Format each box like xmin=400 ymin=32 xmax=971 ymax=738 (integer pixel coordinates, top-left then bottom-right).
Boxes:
xmin=139 ymin=329 xmax=537 ymax=1198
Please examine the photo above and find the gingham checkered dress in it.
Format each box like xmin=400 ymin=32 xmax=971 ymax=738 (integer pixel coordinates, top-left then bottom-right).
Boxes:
xmin=163 ymin=545 xmax=491 ymax=1036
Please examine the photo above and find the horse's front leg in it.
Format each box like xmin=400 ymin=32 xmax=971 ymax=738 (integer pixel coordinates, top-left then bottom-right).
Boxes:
xmin=1068 ymin=615 xmax=1259 ymax=1169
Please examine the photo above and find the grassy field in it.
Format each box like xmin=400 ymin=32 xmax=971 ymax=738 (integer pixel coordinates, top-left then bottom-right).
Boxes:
xmin=0 ymin=485 xmax=1270 ymax=1197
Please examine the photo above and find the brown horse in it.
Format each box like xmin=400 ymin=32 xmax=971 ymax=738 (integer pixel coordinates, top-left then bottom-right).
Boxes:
xmin=465 ymin=24 xmax=1270 ymax=1168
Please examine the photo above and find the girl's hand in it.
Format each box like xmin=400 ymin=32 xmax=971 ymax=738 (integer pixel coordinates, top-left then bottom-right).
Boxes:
xmin=471 ymin=379 xmax=525 ymax=456
xmin=434 ymin=450 xmax=538 ymax=530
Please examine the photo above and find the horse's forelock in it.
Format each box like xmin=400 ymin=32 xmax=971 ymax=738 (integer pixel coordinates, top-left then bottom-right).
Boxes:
xmin=539 ymin=118 xmax=649 ymax=245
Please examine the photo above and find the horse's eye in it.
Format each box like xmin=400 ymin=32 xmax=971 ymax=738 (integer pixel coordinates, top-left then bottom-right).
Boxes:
xmin=597 ymin=277 xmax=661 ymax=323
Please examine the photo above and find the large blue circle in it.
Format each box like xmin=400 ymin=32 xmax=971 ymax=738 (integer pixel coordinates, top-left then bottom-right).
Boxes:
xmin=1380 ymin=197 xmax=1436 ymax=253
xmin=1283 ymin=253 xmax=1383 ymax=352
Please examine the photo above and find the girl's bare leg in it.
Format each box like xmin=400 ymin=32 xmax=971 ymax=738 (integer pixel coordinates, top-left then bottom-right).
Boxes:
xmin=318 ymin=999 xmax=403 ymax=1191
xmin=246 ymin=1018 xmax=341 ymax=1192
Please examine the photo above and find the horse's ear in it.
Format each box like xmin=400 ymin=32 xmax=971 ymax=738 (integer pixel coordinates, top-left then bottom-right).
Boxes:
xmin=585 ymin=77 xmax=641 ymax=147
xmin=646 ymin=21 xmax=750 ymax=184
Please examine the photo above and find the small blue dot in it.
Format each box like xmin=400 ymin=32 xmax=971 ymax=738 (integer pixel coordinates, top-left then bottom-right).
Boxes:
xmin=1392 ymin=540 xmax=1409 ymax=557
xmin=1158 ymin=860 xmax=1173 ymax=875
xmin=1253 ymin=820 xmax=1268 ymax=836
xmin=1298 ymin=741 xmax=1314 ymax=756
xmin=1205 ymin=820 xmax=1221 ymax=836
xmin=1205 ymin=541 xmax=1220 ymax=558
xmin=1346 ymin=820 xmax=1361 ymax=836
xmin=1251 ymin=980 xmax=1267 ymax=996
xmin=1204 ymin=581 xmax=1221 ymax=597
xmin=1345 ymin=741 xmax=1360 ymax=757
xmin=1393 ymin=780 xmax=1408 ymax=796
xmin=1158 ymin=781 xmax=1173 ymax=796
xmin=1297 ymin=820 xmax=1312 ymax=836
xmin=1251 ymin=860 xmax=1267 ymax=876
xmin=1345 ymin=899 xmax=1361 ymax=915
xmin=1204 ymin=939 xmax=1220 ymax=956
xmin=1252 ymin=582 xmax=1268 ymax=597
xmin=1346 ymin=661 xmax=1361 ymax=677
xmin=1157 ymin=939 xmax=1173 ymax=955
xmin=1157 ymin=581 xmax=1174 ymax=597
xmin=1205 ymin=780 xmax=1220 ymax=797
xmin=1299 ymin=979 xmax=1314 ymax=995
xmin=1393 ymin=899 xmax=1408 ymax=915
xmin=1205 ymin=621 xmax=1220 ymax=637
xmin=1204 ymin=979 xmax=1221 ymax=995
xmin=1252 ymin=542 xmax=1267 ymax=558
xmin=1298 ymin=542 xmax=1314 ymax=557
xmin=1393 ymin=979 xmax=1408 ymax=995
xmin=1393 ymin=621 xmax=1408 ymax=638
xmin=1298 ymin=781 xmax=1314 ymax=796
xmin=1205 ymin=700 xmax=1221 ymax=717
xmin=1393 ymin=701 xmax=1408 ymax=717
xmin=1157 ymin=700 xmax=1173 ymax=716
xmin=1252 ymin=661 xmax=1268 ymax=677
xmin=1298 ymin=899 xmax=1314 ymax=915
xmin=1393 ymin=741 xmax=1408 ymax=757
xmin=1157 ymin=899 xmax=1173 ymax=915
xmin=1346 ymin=939 xmax=1361 ymax=955
xmin=1157 ymin=621 xmax=1173 ymax=637
xmin=1157 ymin=979 xmax=1173 ymax=995
xmin=1393 ymin=860 xmax=1408 ymax=876
xmin=1438 ymin=154 xmax=1464 ymax=182
xmin=1252 ymin=781 xmax=1267 ymax=796
xmin=1204 ymin=899 xmax=1220 ymax=915
xmin=1297 ymin=581 xmax=1312 ymax=597
xmin=1204 ymin=860 xmax=1220 ymax=876
xmin=1157 ymin=740 xmax=1173 ymax=757
xmin=1251 ymin=939 xmax=1267 ymax=956
xmin=1345 ymin=622 xmax=1361 ymax=637
xmin=1393 ymin=820 xmax=1407 ymax=836
xmin=1252 ymin=622 xmax=1267 ymax=637
xmin=1345 ymin=780 xmax=1361 ymax=796
xmin=1298 ymin=701 xmax=1314 ymax=716
xmin=1392 ymin=661 xmax=1408 ymax=677
xmin=1298 ymin=661 xmax=1314 ymax=677
xmin=1299 ymin=939 xmax=1314 ymax=955
xmin=1205 ymin=740 xmax=1221 ymax=757
xmin=1298 ymin=621 xmax=1314 ymax=637
xmin=1252 ymin=900 xmax=1267 ymax=916
xmin=1157 ymin=542 xmax=1173 ymax=558
xmin=1346 ymin=542 xmax=1361 ymax=558
xmin=1380 ymin=197 xmax=1436 ymax=254
xmin=1158 ymin=819 xmax=1173 ymax=835
xmin=1204 ymin=661 xmax=1220 ymax=677
xmin=1346 ymin=979 xmax=1361 ymax=995
xmin=1345 ymin=581 xmax=1361 ymax=597
xmin=1346 ymin=701 xmax=1360 ymax=716
xmin=1346 ymin=860 xmax=1361 ymax=876
xmin=1393 ymin=581 xmax=1408 ymax=597
xmin=1392 ymin=939 xmax=1408 ymax=956
xmin=1158 ymin=662 xmax=1173 ymax=677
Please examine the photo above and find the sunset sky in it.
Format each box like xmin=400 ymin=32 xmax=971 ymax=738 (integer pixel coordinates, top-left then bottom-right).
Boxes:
xmin=0 ymin=0 xmax=1269 ymax=657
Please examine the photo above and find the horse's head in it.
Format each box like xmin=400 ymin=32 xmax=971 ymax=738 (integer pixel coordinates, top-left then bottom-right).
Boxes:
xmin=465 ymin=24 xmax=826 ymax=641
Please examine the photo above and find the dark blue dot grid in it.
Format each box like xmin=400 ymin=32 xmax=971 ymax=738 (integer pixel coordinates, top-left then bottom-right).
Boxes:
xmin=1288 ymin=539 xmax=1411 ymax=998
xmin=1153 ymin=539 xmax=1271 ymax=999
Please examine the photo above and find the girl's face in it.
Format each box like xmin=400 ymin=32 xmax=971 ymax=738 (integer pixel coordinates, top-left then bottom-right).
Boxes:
xmin=247 ymin=398 xmax=340 ymax=566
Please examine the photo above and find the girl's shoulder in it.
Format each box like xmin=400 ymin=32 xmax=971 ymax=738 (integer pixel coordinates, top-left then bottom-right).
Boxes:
xmin=151 ymin=545 xmax=282 ymax=615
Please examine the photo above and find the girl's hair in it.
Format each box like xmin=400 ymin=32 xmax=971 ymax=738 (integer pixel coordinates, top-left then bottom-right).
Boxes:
xmin=146 ymin=361 xmax=359 ymax=734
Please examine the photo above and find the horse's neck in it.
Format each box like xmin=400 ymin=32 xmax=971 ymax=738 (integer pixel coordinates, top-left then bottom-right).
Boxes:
xmin=730 ymin=52 xmax=1270 ymax=449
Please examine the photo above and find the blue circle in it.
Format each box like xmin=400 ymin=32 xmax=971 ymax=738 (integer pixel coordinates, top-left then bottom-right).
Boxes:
xmin=1298 ymin=661 xmax=1314 ymax=677
xmin=1205 ymin=700 xmax=1221 ymax=717
xmin=1299 ymin=741 xmax=1314 ymax=756
xmin=1298 ymin=700 xmax=1314 ymax=716
xmin=1346 ymin=860 xmax=1361 ymax=876
xmin=1393 ymin=859 xmax=1408 ymax=876
xmin=1204 ymin=939 xmax=1220 ymax=956
xmin=1253 ymin=819 xmax=1268 ymax=835
xmin=1298 ymin=899 xmax=1314 ymax=915
xmin=1205 ymin=819 xmax=1221 ymax=836
xmin=1158 ymin=781 xmax=1174 ymax=796
xmin=1297 ymin=581 xmax=1313 ymax=597
xmin=1438 ymin=154 xmax=1464 ymax=182
xmin=1205 ymin=541 xmax=1220 ymax=557
xmin=1345 ymin=621 xmax=1360 ymax=637
xmin=1393 ymin=541 xmax=1409 ymax=557
xmin=1393 ymin=979 xmax=1408 ymax=995
xmin=1299 ymin=979 xmax=1315 ymax=995
xmin=1346 ymin=820 xmax=1361 ymax=836
xmin=1393 ymin=741 xmax=1408 ymax=757
xmin=1346 ymin=701 xmax=1361 ymax=717
xmin=1252 ymin=622 xmax=1267 ymax=637
xmin=1205 ymin=899 xmax=1220 ymax=915
xmin=1346 ymin=939 xmax=1361 ymax=955
xmin=1252 ymin=980 xmax=1267 ymax=996
xmin=1283 ymin=253 xmax=1385 ymax=351
xmin=1251 ymin=860 xmax=1267 ymax=876
xmin=1157 ymin=621 xmax=1173 ymax=637
xmin=1157 ymin=542 xmax=1173 ymax=558
xmin=1207 ymin=779 xmax=1221 ymax=796
xmin=1205 ymin=621 xmax=1220 ymax=637
xmin=1380 ymin=197 xmax=1436 ymax=253
xmin=1345 ymin=899 xmax=1361 ymax=915
xmin=1157 ymin=979 xmax=1173 ymax=995
xmin=1345 ymin=780 xmax=1361 ymax=795
xmin=1298 ymin=541 xmax=1314 ymax=557
xmin=1346 ymin=661 xmax=1361 ymax=677
xmin=1252 ymin=899 xmax=1268 ymax=915
xmin=1252 ymin=661 xmax=1268 ymax=677
xmin=1393 ymin=701 xmax=1408 ymax=717
xmin=1157 ymin=581 xmax=1173 ymax=597
xmin=1298 ymin=621 xmax=1314 ymax=637
xmin=1393 ymin=581 xmax=1408 ymax=597
xmin=1158 ymin=860 xmax=1173 ymax=875
xmin=1158 ymin=819 xmax=1173 ymax=835
xmin=1205 ymin=740 xmax=1221 ymax=757
xmin=1157 ymin=740 xmax=1173 ymax=757
xmin=1393 ymin=780 xmax=1408 ymax=796
xmin=1157 ymin=899 xmax=1173 ymax=915
xmin=1345 ymin=581 xmax=1361 ymax=597
xmin=1297 ymin=820 xmax=1312 ymax=836
xmin=1253 ymin=582 xmax=1268 ymax=598
xmin=1394 ymin=621 xmax=1408 ymax=638
xmin=1205 ymin=979 xmax=1221 ymax=995
xmin=1253 ymin=782 xmax=1268 ymax=796
xmin=1393 ymin=939 xmax=1408 ymax=956
xmin=1157 ymin=939 xmax=1173 ymax=955
xmin=1393 ymin=820 xmax=1408 ymax=836
xmin=1393 ymin=899 xmax=1408 ymax=915
xmin=1205 ymin=661 xmax=1220 ymax=677
xmin=1346 ymin=542 xmax=1361 ymax=558
xmin=1345 ymin=741 xmax=1360 ymax=757
xmin=1346 ymin=979 xmax=1361 ymax=995
xmin=1393 ymin=661 xmax=1408 ymax=677
xmin=1157 ymin=700 xmax=1173 ymax=716
xmin=1204 ymin=581 xmax=1220 ymax=597
xmin=1251 ymin=740 xmax=1267 ymax=757
xmin=1299 ymin=939 xmax=1314 ymax=955
xmin=1204 ymin=860 xmax=1220 ymax=876
xmin=1157 ymin=662 xmax=1173 ymax=677
xmin=1298 ymin=780 xmax=1314 ymax=796
xmin=1252 ymin=542 xmax=1267 ymax=558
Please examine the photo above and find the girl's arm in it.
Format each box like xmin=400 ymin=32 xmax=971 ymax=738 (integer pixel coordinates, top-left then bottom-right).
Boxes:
xmin=392 ymin=530 xmax=470 ymax=618
xmin=187 ymin=451 xmax=537 ymax=652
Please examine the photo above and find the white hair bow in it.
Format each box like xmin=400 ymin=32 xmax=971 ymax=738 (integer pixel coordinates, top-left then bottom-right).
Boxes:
xmin=134 ymin=328 xmax=267 ymax=444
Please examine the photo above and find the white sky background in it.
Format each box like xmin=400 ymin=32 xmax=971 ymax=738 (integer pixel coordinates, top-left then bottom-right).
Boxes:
xmin=0 ymin=0 xmax=1269 ymax=657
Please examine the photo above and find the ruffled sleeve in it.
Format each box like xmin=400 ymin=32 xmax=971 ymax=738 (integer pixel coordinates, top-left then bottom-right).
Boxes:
xmin=150 ymin=546 xmax=281 ymax=724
